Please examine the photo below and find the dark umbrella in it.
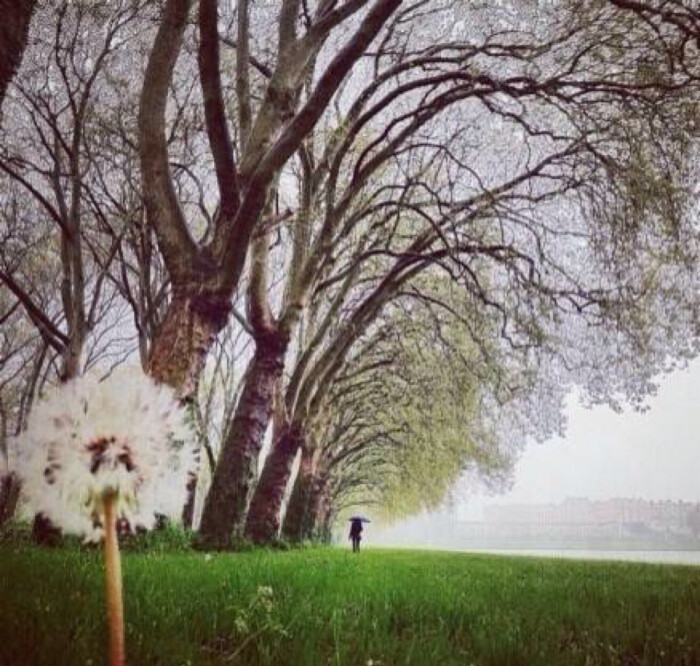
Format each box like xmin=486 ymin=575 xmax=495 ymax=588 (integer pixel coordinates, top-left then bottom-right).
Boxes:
xmin=348 ymin=516 xmax=371 ymax=523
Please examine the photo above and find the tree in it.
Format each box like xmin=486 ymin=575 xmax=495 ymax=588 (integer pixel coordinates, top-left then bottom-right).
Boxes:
xmin=191 ymin=0 xmax=700 ymax=545
xmin=0 ymin=0 xmax=148 ymax=380
xmin=139 ymin=0 xmax=403 ymax=398
xmin=281 ymin=295 xmax=513 ymax=541
xmin=607 ymin=1 xmax=699 ymax=46
xmin=2 ymin=0 xmax=699 ymax=547
xmin=0 ymin=288 xmax=49 ymax=527
xmin=0 ymin=0 xmax=36 ymax=113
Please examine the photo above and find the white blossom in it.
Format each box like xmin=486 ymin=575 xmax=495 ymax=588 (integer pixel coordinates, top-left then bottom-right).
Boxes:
xmin=16 ymin=368 xmax=196 ymax=540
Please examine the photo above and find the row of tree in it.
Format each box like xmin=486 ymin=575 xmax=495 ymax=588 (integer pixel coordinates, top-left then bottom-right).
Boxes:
xmin=1 ymin=0 xmax=699 ymax=547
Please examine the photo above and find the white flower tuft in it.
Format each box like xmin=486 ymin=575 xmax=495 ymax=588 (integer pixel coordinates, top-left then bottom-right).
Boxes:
xmin=15 ymin=367 xmax=196 ymax=540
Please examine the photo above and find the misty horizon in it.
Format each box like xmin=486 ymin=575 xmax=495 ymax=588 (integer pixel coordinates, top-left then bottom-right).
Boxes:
xmin=450 ymin=357 xmax=700 ymax=527
xmin=367 ymin=359 xmax=700 ymax=558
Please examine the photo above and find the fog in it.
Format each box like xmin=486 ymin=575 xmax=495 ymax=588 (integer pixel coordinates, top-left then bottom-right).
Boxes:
xmin=461 ymin=356 xmax=700 ymax=518
xmin=370 ymin=358 xmax=700 ymax=554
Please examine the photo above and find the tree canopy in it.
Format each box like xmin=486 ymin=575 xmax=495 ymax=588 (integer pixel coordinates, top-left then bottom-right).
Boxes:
xmin=1 ymin=0 xmax=699 ymax=544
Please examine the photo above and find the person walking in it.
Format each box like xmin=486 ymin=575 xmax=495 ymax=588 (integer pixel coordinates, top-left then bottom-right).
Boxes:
xmin=349 ymin=517 xmax=368 ymax=552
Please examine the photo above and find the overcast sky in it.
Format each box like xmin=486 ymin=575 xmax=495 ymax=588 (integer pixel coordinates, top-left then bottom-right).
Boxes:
xmin=456 ymin=357 xmax=700 ymax=520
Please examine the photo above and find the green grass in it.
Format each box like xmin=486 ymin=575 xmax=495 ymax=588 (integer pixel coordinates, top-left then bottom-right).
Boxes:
xmin=1 ymin=543 xmax=700 ymax=666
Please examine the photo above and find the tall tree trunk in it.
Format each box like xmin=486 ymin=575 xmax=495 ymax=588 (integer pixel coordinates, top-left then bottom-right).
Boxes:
xmin=148 ymin=291 xmax=231 ymax=399
xmin=0 ymin=0 xmax=36 ymax=115
xmin=0 ymin=473 xmax=20 ymax=528
xmin=244 ymin=422 xmax=303 ymax=544
xmin=315 ymin=495 xmax=333 ymax=544
xmin=32 ymin=512 xmax=62 ymax=546
xmin=307 ymin=472 xmax=330 ymax=541
xmin=280 ymin=445 xmax=315 ymax=542
xmin=197 ymin=333 xmax=286 ymax=548
xmin=181 ymin=473 xmax=197 ymax=529
xmin=147 ymin=289 xmax=231 ymax=530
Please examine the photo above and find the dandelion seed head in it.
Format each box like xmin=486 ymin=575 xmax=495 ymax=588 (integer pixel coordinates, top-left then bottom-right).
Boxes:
xmin=16 ymin=367 xmax=196 ymax=540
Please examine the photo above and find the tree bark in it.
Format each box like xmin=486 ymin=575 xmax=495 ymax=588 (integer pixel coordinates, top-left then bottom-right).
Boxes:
xmin=315 ymin=492 xmax=333 ymax=544
xmin=147 ymin=291 xmax=231 ymax=399
xmin=197 ymin=332 xmax=287 ymax=548
xmin=0 ymin=473 xmax=20 ymax=527
xmin=181 ymin=473 xmax=197 ymax=529
xmin=244 ymin=421 xmax=303 ymax=544
xmin=0 ymin=0 xmax=36 ymax=115
xmin=280 ymin=445 xmax=315 ymax=542
xmin=32 ymin=512 xmax=62 ymax=546
xmin=307 ymin=472 xmax=330 ymax=541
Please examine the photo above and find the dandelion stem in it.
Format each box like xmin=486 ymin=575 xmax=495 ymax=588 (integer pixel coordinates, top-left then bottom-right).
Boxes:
xmin=103 ymin=491 xmax=125 ymax=666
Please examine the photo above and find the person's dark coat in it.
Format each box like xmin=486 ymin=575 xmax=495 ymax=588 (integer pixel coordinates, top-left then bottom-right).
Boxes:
xmin=349 ymin=519 xmax=363 ymax=539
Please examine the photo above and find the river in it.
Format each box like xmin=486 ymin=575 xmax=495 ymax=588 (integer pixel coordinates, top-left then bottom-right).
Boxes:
xmin=456 ymin=547 xmax=700 ymax=565
xmin=367 ymin=543 xmax=700 ymax=565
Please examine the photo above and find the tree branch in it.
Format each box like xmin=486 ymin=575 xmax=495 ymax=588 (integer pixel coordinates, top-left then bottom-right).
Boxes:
xmin=138 ymin=0 xmax=198 ymax=283
xmin=199 ymin=0 xmax=239 ymax=220
xmin=0 ymin=269 xmax=68 ymax=352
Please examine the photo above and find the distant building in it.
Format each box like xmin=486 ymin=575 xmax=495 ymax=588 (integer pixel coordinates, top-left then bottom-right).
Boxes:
xmin=484 ymin=497 xmax=699 ymax=536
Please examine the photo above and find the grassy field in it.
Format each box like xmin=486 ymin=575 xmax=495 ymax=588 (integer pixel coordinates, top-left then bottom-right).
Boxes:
xmin=1 ymin=542 xmax=699 ymax=666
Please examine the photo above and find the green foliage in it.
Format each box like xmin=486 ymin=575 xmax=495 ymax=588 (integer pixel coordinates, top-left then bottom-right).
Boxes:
xmin=0 ymin=519 xmax=33 ymax=545
xmin=0 ymin=520 xmax=85 ymax=549
xmin=0 ymin=520 xmax=196 ymax=553
xmin=1 ymin=545 xmax=700 ymax=665
xmin=120 ymin=523 xmax=195 ymax=554
xmin=332 ymin=278 xmax=512 ymax=522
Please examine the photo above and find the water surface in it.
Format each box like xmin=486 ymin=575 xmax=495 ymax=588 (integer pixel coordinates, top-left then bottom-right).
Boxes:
xmin=460 ymin=548 xmax=700 ymax=565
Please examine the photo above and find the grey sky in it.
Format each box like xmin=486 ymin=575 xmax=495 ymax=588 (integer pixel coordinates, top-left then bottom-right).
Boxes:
xmin=457 ymin=358 xmax=700 ymax=521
